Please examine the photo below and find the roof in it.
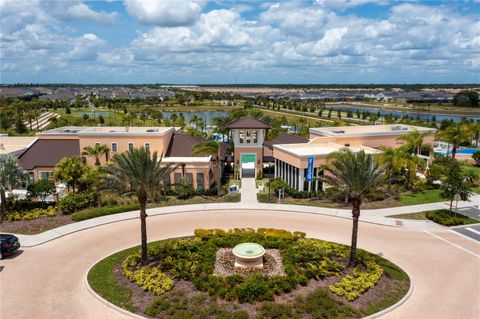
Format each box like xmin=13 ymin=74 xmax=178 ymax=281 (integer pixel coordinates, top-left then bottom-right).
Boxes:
xmin=18 ymin=139 xmax=80 ymax=170
xmin=264 ymin=133 xmax=308 ymax=148
xmin=39 ymin=126 xmax=177 ymax=137
xmin=0 ymin=136 xmax=38 ymax=156
xmin=226 ymin=117 xmax=271 ymax=129
xmin=273 ymin=141 xmax=382 ymax=157
xmin=309 ymin=124 xmax=436 ymax=137
xmin=165 ymin=133 xmax=229 ymax=160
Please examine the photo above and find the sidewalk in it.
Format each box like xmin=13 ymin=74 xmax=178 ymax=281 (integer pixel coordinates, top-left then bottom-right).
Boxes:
xmin=12 ymin=200 xmax=456 ymax=247
xmin=240 ymin=178 xmax=258 ymax=203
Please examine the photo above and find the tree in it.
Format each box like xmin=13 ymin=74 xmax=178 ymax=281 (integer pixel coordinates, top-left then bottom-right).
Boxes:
xmin=322 ymin=150 xmax=384 ymax=266
xmin=453 ymin=90 xmax=479 ymax=108
xmin=397 ymin=129 xmax=432 ymax=155
xmin=101 ymin=147 xmax=176 ymax=264
xmin=0 ymin=155 xmax=25 ymax=221
xmin=82 ymin=144 xmax=109 ymax=166
xmin=440 ymin=159 xmax=471 ymax=212
xmin=191 ymin=141 xmax=224 ymax=197
xmin=437 ymin=124 xmax=473 ymax=159
xmin=53 ymin=156 xmax=87 ymax=192
xmin=473 ymin=151 xmax=480 ymax=167
xmin=27 ymin=179 xmax=55 ymax=202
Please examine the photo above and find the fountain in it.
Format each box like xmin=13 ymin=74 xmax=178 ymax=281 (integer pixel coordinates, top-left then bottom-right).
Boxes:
xmin=232 ymin=243 xmax=266 ymax=269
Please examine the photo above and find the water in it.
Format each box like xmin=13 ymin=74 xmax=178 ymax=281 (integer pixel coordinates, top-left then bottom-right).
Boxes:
xmin=325 ymin=105 xmax=480 ymax=123
xmin=162 ymin=111 xmax=229 ymax=125
xmin=435 ymin=148 xmax=479 ymax=156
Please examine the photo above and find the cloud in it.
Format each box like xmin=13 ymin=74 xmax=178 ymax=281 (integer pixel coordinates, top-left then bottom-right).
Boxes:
xmin=317 ymin=0 xmax=389 ymax=10
xmin=124 ymin=0 xmax=204 ymax=26
xmin=65 ymin=3 xmax=118 ymax=25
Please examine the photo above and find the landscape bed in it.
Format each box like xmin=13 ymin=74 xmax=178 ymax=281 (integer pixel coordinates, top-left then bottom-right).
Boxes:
xmin=88 ymin=228 xmax=410 ymax=319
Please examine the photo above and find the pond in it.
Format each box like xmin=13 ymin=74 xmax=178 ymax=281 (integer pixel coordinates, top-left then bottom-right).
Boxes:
xmin=162 ymin=111 xmax=229 ymax=125
xmin=325 ymin=105 xmax=480 ymax=123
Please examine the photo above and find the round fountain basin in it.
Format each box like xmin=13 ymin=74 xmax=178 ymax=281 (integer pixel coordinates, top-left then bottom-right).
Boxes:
xmin=232 ymin=243 xmax=265 ymax=268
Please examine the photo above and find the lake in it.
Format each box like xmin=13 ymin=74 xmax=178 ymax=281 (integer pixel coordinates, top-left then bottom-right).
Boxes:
xmin=325 ymin=105 xmax=480 ymax=123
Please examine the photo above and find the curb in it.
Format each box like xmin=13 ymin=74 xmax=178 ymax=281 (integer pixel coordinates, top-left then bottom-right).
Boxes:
xmin=16 ymin=205 xmax=403 ymax=248
xmin=83 ymin=246 xmax=414 ymax=319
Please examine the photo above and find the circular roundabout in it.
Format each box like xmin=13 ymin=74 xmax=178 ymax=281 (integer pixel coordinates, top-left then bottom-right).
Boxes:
xmin=87 ymin=227 xmax=410 ymax=319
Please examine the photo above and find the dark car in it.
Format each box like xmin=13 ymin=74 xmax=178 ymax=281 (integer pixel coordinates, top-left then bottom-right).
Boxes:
xmin=0 ymin=234 xmax=20 ymax=259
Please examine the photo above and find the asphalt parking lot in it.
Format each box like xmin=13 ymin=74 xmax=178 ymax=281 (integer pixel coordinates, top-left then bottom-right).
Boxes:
xmin=453 ymin=224 xmax=480 ymax=242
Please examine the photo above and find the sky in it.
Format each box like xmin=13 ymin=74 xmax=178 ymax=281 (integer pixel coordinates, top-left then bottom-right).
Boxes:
xmin=0 ymin=0 xmax=479 ymax=84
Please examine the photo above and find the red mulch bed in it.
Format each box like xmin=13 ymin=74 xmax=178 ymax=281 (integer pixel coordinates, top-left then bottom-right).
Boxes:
xmin=1 ymin=215 xmax=73 ymax=235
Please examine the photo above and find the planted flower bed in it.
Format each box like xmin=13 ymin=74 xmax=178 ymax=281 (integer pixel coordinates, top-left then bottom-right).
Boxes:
xmin=88 ymin=228 xmax=410 ymax=318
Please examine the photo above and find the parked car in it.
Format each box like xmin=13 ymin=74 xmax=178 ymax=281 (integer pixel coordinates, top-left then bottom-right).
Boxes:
xmin=0 ymin=234 xmax=20 ymax=259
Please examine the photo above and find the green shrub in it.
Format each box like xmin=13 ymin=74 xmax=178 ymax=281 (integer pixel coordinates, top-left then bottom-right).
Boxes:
xmin=71 ymin=203 xmax=139 ymax=222
xmin=58 ymin=191 xmax=95 ymax=215
xmin=236 ymin=275 xmax=273 ymax=303
xmin=425 ymin=209 xmax=478 ymax=226
xmin=329 ymin=261 xmax=383 ymax=301
xmin=5 ymin=206 xmax=56 ymax=222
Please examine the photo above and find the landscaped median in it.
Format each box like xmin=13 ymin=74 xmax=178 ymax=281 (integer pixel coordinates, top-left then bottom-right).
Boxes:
xmin=389 ymin=209 xmax=479 ymax=226
xmin=87 ymin=228 xmax=410 ymax=319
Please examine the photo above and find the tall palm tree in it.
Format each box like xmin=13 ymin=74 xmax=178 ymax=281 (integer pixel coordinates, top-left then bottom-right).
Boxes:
xmin=0 ymin=155 xmax=25 ymax=221
xmin=101 ymin=147 xmax=176 ymax=264
xmin=191 ymin=141 xmax=223 ymax=197
xmin=53 ymin=156 xmax=86 ymax=192
xmin=397 ymin=129 xmax=432 ymax=155
xmin=437 ymin=124 xmax=473 ymax=159
xmin=470 ymin=121 xmax=480 ymax=147
xmin=82 ymin=144 xmax=109 ymax=166
xmin=322 ymin=149 xmax=385 ymax=266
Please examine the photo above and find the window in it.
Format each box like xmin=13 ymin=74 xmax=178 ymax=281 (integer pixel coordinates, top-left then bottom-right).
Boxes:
xmin=128 ymin=143 xmax=134 ymax=151
xmin=39 ymin=172 xmax=51 ymax=180
xmin=246 ymin=131 xmax=251 ymax=143
xmin=145 ymin=143 xmax=150 ymax=152
xmin=239 ymin=131 xmax=244 ymax=143
xmin=186 ymin=173 xmax=193 ymax=186
xmin=174 ymin=173 xmax=182 ymax=184
xmin=253 ymin=131 xmax=257 ymax=143
xmin=111 ymin=143 xmax=117 ymax=153
xmin=197 ymin=173 xmax=204 ymax=191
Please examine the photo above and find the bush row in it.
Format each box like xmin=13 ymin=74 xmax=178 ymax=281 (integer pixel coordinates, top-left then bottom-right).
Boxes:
xmin=5 ymin=206 xmax=56 ymax=222
xmin=425 ymin=209 xmax=478 ymax=226
xmin=71 ymin=203 xmax=140 ymax=222
xmin=57 ymin=191 xmax=96 ymax=215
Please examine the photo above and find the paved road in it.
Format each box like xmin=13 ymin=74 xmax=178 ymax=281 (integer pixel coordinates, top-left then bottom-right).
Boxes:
xmin=1 ymin=210 xmax=479 ymax=319
xmin=453 ymin=224 xmax=480 ymax=242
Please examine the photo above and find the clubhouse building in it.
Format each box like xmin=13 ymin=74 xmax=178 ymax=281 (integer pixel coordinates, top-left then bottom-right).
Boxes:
xmin=1 ymin=119 xmax=436 ymax=192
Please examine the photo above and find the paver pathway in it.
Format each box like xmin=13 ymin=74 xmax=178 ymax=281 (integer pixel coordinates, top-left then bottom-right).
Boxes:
xmin=240 ymin=177 xmax=258 ymax=203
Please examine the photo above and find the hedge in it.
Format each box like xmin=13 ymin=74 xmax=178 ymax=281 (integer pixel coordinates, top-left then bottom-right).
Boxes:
xmin=425 ymin=209 xmax=479 ymax=226
xmin=71 ymin=203 xmax=140 ymax=222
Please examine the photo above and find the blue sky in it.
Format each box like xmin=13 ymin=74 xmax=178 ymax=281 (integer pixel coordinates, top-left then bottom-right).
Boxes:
xmin=1 ymin=0 xmax=479 ymax=84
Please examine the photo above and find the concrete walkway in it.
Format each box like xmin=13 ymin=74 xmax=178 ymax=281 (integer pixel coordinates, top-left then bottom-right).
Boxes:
xmin=1 ymin=209 xmax=479 ymax=319
xmin=240 ymin=177 xmax=258 ymax=203
xmin=12 ymin=199 xmax=475 ymax=247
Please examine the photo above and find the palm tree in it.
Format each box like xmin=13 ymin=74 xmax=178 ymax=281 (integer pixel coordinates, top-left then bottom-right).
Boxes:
xmin=322 ymin=149 xmax=385 ymax=266
xmin=470 ymin=121 xmax=480 ymax=147
xmin=82 ymin=144 xmax=109 ymax=166
xmin=437 ymin=124 xmax=473 ymax=159
xmin=0 ymin=155 xmax=25 ymax=221
xmin=397 ymin=129 xmax=432 ymax=155
xmin=101 ymin=147 xmax=176 ymax=264
xmin=191 ymin=141 xmax=223 ymax=197
xmin=52 ymin=156 xmax=86 ymax=192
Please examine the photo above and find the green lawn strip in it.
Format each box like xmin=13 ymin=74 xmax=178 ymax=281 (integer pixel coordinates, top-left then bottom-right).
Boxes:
xmin=387 ymin=212 xmax=427 ymax=220
xmin=399 ymin=189 xmax=444 ymax=206
xmin=425 ymin=209 xmax=479 ymax=226
xmin=87 ymin=247 xmax=137 ymax=312
xmin=362 ymin=255 xmax=410 ymax=316
xmin=71 ymin=195 xmax=240 ymax=222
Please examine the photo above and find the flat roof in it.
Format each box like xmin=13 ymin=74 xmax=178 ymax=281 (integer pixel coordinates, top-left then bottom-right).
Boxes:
xmin=274 ymin=141 xmax=382 ymax=157
xmin=309 ymin=124 xmax=436 ymax=137
xmin=0 ymin=136 xmax=38 ymax=155
xmin=162 ymin=156 xmax=212 ymax=163
xmin=39 ymin=126 xmax=176 ymax=136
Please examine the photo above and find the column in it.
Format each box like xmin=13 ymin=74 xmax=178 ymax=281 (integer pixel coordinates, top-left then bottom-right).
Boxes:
xmin=274 ymin=159 xmax=277 ymax=178
xmin=299 ymin=168 xmax=305 ymax=191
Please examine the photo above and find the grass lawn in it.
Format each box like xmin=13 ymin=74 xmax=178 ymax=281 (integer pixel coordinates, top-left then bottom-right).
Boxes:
xmin=399 ymin=188 xmax=443 ymax=206
xmin=387 ymin=212 xmax=427 ymax=220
